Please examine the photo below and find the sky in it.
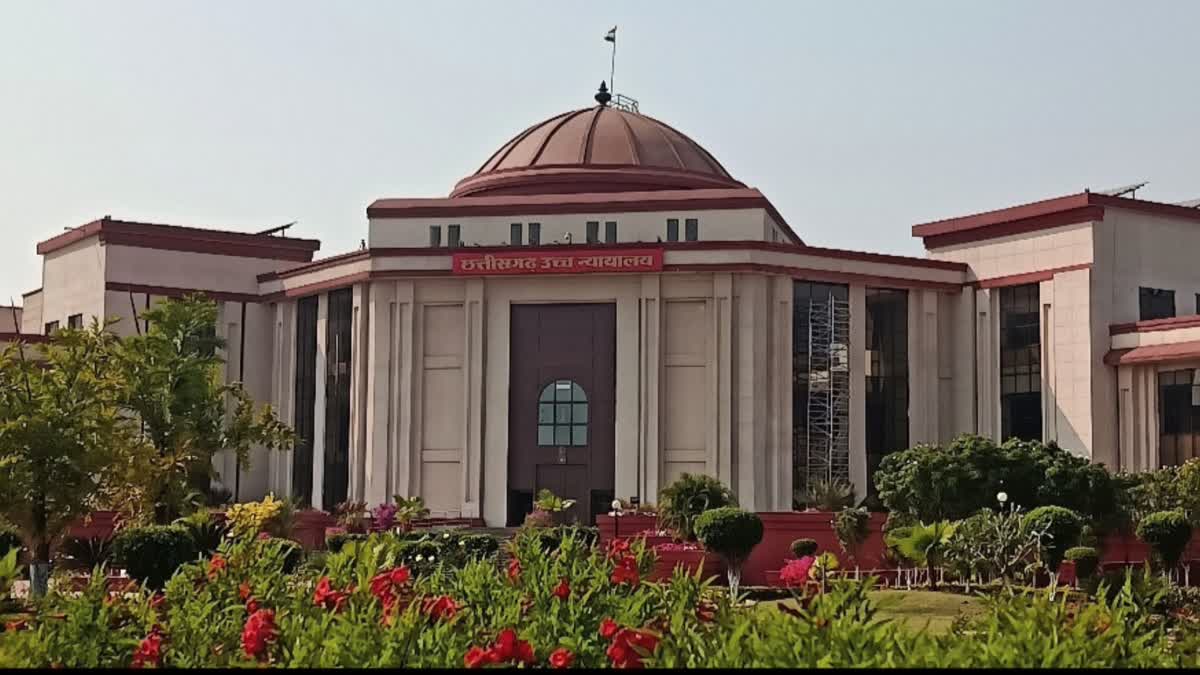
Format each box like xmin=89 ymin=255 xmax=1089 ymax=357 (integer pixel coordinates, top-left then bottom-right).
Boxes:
xmin=1 ymin=1 xmax=1198 ymax=302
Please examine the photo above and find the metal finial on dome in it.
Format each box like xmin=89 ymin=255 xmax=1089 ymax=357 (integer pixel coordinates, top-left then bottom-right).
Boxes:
xmin=595 ymin=81 xmax=612 ymax=106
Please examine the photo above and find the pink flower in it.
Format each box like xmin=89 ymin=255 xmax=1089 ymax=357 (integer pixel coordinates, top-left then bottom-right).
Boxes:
xmin=779 ymin=556 xmax=815 ymax=587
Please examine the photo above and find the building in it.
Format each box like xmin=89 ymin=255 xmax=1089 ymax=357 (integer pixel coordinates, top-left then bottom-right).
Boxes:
xmin=8 ymin=88 xmax=1200 ymax=525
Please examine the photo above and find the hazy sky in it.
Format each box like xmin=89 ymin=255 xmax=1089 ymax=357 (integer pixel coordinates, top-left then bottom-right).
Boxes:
xmin=2 ymin=1 xmax=1198 ymax=301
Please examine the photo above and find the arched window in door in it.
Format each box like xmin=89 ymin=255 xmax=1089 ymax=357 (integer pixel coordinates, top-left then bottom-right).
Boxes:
xmin=537 ymin=379 xmax=588 ymax=446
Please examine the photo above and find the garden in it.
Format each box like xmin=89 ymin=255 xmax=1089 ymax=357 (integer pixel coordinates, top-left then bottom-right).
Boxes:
xmin=3 ymin=296 xmax=1200 ymax=668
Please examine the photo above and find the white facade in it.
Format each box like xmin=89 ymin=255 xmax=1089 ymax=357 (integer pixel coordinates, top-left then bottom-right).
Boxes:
xmin=10 ymin=103 xmax=1200 ymax=525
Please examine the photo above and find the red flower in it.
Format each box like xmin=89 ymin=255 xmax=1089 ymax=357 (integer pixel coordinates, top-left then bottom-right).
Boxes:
xmin=606 ymin=538 xmax=631 ymax=559
xmin=464 ymin=646 xmax=490 ymax=669
xmin=490 ymin=628 xmax=535 ymax=665
xmin=600 ymin=618 xmax=620 ymax=640
xmin=370 ymin=566 xmax=411 ymax=616
xmin=313 ymin=576 xmax=350 ymax=612
xmin=552 ymin=577 xmax=570 ymax=600
xmin=245 ymin=597 xmax=260 ymax=614
xmin=695 ymin=600 xmax=717 ymax=623
xmin=257 ymin=531 xmax=272 ymax=541
xmin=148 ymin=593 xmax=166 ymax=611
xmin=5 ymin=619 xmax=29 ymax=633
xmin=131 ymin=629 xmax=163 ymax=668
xmin=207 ymin=554 xmax=227 ymax=580
xmin=238 ymin=582 xmax=252 ymax=602
xmin=506 ymin=558 xmax=522 ymax=584
xmin=421 ymin=595 xmax=459 ymax=621
xmin=241 ymin=609 xmax=277 ymax=661
xmin=611 ymin=555 xmax=640 ymax=587
xmin=549 ymin=647 xmax=575 ymax=669
xmin=605 ymin=627 xmax=660 ymax=669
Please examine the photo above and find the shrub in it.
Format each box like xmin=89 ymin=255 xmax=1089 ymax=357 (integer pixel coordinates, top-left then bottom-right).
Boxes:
xmin=875 ymin=435 xmax=1123 ymax=528
xmin=695 ymin=507 xmax=763 ymax=596
xmin=112 ymin=525 xmax=197 ymax=589
xmin=56 ymin=535 xmax=115 ymax=571
xmin=174 ymin=511 xmax=230 ymax=556
xmin=332 ymin=500 xmax=369 ymax=533
xmin=833 ymin=507 xmax=870 ymax=566
xmin=392 ymin=495 xmax=430 ymax=530
xmin=658 ymin=473 xmax=737 ymax=541
xmin=790 ymin=538 xmax=818 ymax=558
xmin=1065 ymin=546 xmax=1100 ymax=581
xmin=263 ymin=538 xmax=303 ymax=574
xmin=1022 ymin=506 xmax=1084 ymax=573
xmin=226 ymin=494 xmax=290 ymax=540
xmin=893 ymin=521 xmax=956 ymax=590
xmin=1136 ymin=510 xmax=1192 ymax=572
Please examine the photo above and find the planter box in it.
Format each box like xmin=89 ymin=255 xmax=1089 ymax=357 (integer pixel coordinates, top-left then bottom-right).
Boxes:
xmin=292 ymin=510 xmax=335 ymax=549
xmin=764 ymin=569 xmax=783 ymax=587
xmin=649 ymin=548 xmax=723 ymax=583
xmin=597 ymin=514 xmax=660 ymax=543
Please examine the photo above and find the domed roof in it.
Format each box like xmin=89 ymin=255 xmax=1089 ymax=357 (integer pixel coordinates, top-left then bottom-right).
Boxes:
xmin=450 ymin=104 xmax=744 ymax=198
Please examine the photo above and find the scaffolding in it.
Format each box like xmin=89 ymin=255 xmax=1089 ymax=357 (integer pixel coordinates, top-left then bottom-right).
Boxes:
xmin=804 ymin=296 xmax=851 ymax=494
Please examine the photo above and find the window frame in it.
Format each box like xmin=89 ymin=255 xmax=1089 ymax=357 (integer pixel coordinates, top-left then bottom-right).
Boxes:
xmin=429 ymin=225 xmax=442 ymax=248
xmin=447 ymin=224 xmax=461 ymax=248
xmin=666 ymin=218 xmax=679 ymax=242
xmin=528 ymin=222 xmax=540 ymax=246
xmin=536 ymin=379 xmax=589 ymax=447
xmin=685 ymin=218 xmax=699 ymax=241
xmin=510 ymin=223 xmax=522 ymax=246
xmin=604 ymin=221 xmax=617 ymax=243
xmin=1139 ymin=287 xmax=1176 ymax=321
xmin=67 ymin=313 xmax=83 ymax=330
xmin=586 ymin=221 xmax=599 ymax=244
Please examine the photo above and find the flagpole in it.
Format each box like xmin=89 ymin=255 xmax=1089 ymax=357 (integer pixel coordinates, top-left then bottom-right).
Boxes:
xmin=609 ymin=32 xmax=616 ymax=95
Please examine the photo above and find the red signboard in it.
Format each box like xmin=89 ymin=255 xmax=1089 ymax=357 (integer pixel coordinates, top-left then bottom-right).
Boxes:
xmin=451 ymin=248 xmax=663 ymax=276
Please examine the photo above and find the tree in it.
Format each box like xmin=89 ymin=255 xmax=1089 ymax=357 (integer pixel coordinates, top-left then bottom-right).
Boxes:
xmin=117 ymin=295 xmax=295 ymax=523
xmin=0 ymin=324 xmax=130 ymax=596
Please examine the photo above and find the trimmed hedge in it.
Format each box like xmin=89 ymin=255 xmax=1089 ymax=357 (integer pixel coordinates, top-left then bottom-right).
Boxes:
xmin=791 ymin=538 xmax=818 ymax=558
xmin=1022 ymin=506 xmax=1084 ymax=573
xmin=1065 ymin=546 xmax=1100 ymax=580
xmin=1136 ymin=510 xmax=1192 ymax=571
xmin=695 ymin=507 xmax=764 ymax=566
xmin=113 ymin=525 xmax=198 ymax=589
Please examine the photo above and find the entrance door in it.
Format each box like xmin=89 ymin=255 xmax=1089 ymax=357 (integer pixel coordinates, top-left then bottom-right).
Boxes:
xmin=508 ymin=304 xmax=616 ymax=526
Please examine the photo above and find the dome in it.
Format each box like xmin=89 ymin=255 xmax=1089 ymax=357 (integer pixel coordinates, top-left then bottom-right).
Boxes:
xmin=450 ymin=103 xmax=744 ymax=198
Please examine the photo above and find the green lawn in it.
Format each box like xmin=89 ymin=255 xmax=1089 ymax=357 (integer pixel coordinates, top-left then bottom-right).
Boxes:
xmin=759 ymin=590 xmax=986 ymax=634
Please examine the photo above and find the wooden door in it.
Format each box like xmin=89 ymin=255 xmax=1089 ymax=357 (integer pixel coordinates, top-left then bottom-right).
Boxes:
xmin=508 ymin=304 xmax=616 ymax=525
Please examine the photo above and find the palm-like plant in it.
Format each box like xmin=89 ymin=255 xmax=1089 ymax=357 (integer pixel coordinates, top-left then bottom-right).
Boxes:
xmin=658 ymin=474 xmax=737 ymax=541
xmin=895 ymin=521 xmax=958 ymax=590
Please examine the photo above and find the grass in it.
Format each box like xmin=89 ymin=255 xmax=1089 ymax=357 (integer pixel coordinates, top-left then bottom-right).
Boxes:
xmin=759 ymin=590 xmax=986 ymax=634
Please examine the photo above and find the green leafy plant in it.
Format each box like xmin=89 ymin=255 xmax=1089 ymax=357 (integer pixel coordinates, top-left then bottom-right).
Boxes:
xmin=174 ymin=510 xmax=230 ymax=556
xmin=1022 ymin=506 xmax=1084 ymax=574
xmin=56 ymin=535 xmax=115 ymax=572
xmin=392 ymin=495 xmax=430 ymax=531
xmin=0 ymin=524 xmax=22 ymax=557
xmin=894 ymin=521 xmax=957 ymax=590
xmin=333 ymin=500 xmax=369 ymax=533
xmin=112 ymin=524 xmax=197 ymax=589
xmin=790 ymin=538 xmax=818 ymax=558
xmin=1136 ymin=510 xmax=1192 ymax=573
xmin=800 ymin=479 xmax=855 ymax=512
xmin=0 ymin=548 xmax=19 ymax=601
xmin=658 ymin=473 xmax=737 ymax=541
xmin=832 ymin=506 xmax=870 ymax=568
xmin=695 ymin=507 xmax=763 ymax=597
xmin=533 ymin=489 xmax=576 ymax=513
xmin=1065 ymin=545 xmax=1100 ymax=585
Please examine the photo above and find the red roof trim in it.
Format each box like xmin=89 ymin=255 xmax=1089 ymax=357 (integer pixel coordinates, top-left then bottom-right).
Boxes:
xmin=663 ymin=263 xmax=963 ymax=292
xmin=1104 ymin=340 xmax=1200 ymax=366
xmin=972 ymin=263 xmax=1092 ymax=289
xmin=913 ymin=191 xmax=1200 ymax=249
xmin=262 ymin=240 xmax=966 ymax=283
xmin=1110 ymin=315 xmax=1200 ymax=336
xmin=37 ymin=218 xmax=321 ymax=261
xmin=106 ymin=282 xmax=262 ymax=304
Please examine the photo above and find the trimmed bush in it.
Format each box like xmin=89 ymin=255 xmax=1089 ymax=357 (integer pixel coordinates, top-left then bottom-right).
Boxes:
xmin=1065 ymin=546 xmax=1100 ymax=581
xmin=658 ymin=473 xmax=737 ymax=541
xmin=791 ymin=538 xmax=818 ymax=558
xmin=112 ymin=525 xmax=198 ymax=589
xmin=1022 ymin=506 xmax=1084 ymax=573
xmin=1136 ymin=510 xmax=1193 ymax=571
xmin=833 ymin=507 xmax=871 ymax=564
xmin=695 ymin=507 xmax=763 ymax=596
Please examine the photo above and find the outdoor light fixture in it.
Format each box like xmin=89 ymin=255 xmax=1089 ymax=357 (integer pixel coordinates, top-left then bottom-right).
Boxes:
xmin=997 ymin=491 xmax=1008 ymax=505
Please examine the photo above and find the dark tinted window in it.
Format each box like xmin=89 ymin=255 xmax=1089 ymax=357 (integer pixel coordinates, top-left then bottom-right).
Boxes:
xmin=865 ymin=288 xmax=908 ymax=494
xmin=429 ymin=225 xmax=442 ymax=248
xmin=666 ymin=219 xmax=679 ymax=242
xmin=510 ymin=223 xmax=522 ymax=245
xmin=1140 ymin=287 xmax=1175 ymax=321
xmin=586 ymin=221 xmax=599 ymax=244
xmin=1159 ymin=369 xmax=1200 ymax=466
xmin=292 ymin=296 xmax=318 ymax=506
xmin=528 ymin=222 xmax=540 ymax=245
xmin=685 ymin=218 xmax=699 ymax=241
xmin=604 ymin=221 xmax=617 ymax=243
xmin=67 ymin=314 xmax=83 ymax=330
xmin=1000 ymin=283 xmax=1042 ymax=441
xmin=44 ymin=321 xmax=58 ymax=335
xmin=447 ymin=224 xmax=461 ymax=248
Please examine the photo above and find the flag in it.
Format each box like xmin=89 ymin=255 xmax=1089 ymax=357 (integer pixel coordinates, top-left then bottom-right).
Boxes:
xmin=604 ymin=26 xmax=616 ymax=42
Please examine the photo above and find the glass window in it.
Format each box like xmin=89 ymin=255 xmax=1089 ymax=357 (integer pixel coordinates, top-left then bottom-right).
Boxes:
xmin=685 ymin=218 xmax=699 ymax=241
xmin=429 ymin=225 xmax=442 ymax=248
xmin=865 ymin=289 xmax=908 ymax=494
xmin=586 ymin=221 xmax=599 ymax=244
xmin=1195 ymin=293 xmax=1200 ymax=315
xmin=447 ymin=224 xmax=461 ymax=248
xmin=528 ymin=222 xmax=540 ymax=245
xmin=67 ymin=314 xmax=83 ymax=330
xmin=536 ymin=379 xmax=589 ymax=447
xmin=44 ymin=321 xmax=58 ymax=335
xmin=1140 ymin=287 xmax=1175 ymax=321
xmin=1000 ymin=283 xmax=1042 ymax=441
xmin=510 ymin=223 xmax=522 ymax=246
xmin=1159 ymin=369 xmax=1200 ymax=466
xmin=292 ymin=296 xmax=318 ymax=505
xmin=666 ymin=218 xmax=679 ymax=242
xmin=604 ymin=221 xmax=617 ymax=243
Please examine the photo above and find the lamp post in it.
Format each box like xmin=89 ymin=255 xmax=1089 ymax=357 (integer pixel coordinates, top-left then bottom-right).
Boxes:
xmin=997 ymin=491 xmax=1008 ymax=512
xmin=611 ymin=499 xmax=624 ymax=541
